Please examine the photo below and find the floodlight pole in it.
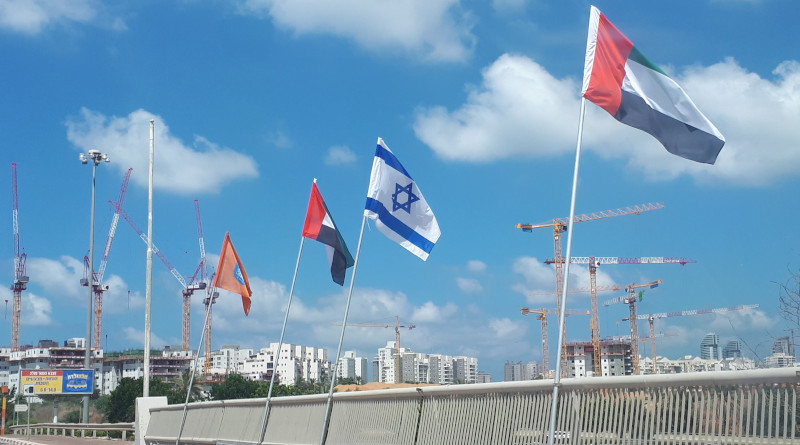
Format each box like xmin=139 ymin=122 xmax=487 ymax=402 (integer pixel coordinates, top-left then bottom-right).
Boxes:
xmin=79 ymin=149 xmax=110 ymax=424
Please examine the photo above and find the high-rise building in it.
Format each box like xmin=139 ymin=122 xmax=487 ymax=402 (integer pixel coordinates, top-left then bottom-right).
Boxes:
xmin=700 ymin=333 xmax=720 ymax=360
xmin=722 ymin=340 xmax=742 ymax=359
xmin=772 ymin=336 xmax=795 ymax=358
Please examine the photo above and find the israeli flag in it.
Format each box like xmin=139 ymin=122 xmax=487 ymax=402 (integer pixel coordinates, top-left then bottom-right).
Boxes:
xmin=364 ymin=138 xmax=441 ymax=261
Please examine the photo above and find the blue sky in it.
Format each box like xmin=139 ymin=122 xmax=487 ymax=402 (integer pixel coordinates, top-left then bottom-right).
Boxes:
xmin=1 ymin=0 xmax=798 ymax=381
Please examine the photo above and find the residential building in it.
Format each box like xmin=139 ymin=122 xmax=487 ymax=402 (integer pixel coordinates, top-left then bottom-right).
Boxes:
xmin=565 ymin=341 xmax=632 ymax=377
xmin=503 ymin=361 xmax=540 ymax=381
xmin=373 ymin=341 xmax=480 ymax=385
xmin=336 ymin=350 xmax=368 ymax=382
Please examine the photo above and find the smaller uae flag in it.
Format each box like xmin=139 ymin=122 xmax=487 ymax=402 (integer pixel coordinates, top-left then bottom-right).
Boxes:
xmin=302 ymin=181 xmax=354 ymax=286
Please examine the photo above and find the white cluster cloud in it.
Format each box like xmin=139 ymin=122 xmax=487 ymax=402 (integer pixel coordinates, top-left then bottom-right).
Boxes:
xmin=23 ymin=292 xmax=53 ymax=326
xmin=511 ymin=256 xmax=617 ymax=305
xmin=237 ymin=0 xmax=476 ymax=62
xmin=456 ymin=277 xmax=483 ymax=294
xmin=325 ymin=145 xmax=357 ymax=166
xmin=66 ymin=108 xmax=259 ymax=196
xmin=0 ymin=0 xmax=125 ymax=35
xmin=414 ymin=55 xmax=800 ymax=186
xmin=0 ymin=0 xmax=95 ymax=34
xmin=466 ymin=260 xmax=487 ymax=273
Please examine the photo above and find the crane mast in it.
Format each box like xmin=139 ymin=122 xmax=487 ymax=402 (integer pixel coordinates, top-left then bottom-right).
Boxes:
xmin=10 ymin=163 xmax=28 ymax=352
xmin=183 ymin=200 xmax=208 ymax=351
xmin=517 ymin=202 xmax=665 ymax=376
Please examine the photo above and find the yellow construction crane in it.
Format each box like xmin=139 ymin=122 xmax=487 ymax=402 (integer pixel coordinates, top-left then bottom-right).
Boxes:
xmin=517 ymin=203 xmax=665 ymax=375
xmin=603 ymin=280 xmax=662 ymax=375
xmin=628 ymin=304 xmax=759 ymax=374
xmin=520 ymin=307 xmax=589 ymax=375
xmin=336 ymin=316 xmax=415 ymax=383
xmin=528 ymin=281 xmax=626 ymax=377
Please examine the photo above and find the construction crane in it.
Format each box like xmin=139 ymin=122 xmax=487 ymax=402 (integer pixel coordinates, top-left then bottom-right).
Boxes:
xmin=627 ymin=304 xmax=759 ymax=374
xmin=336 ymin=316 xmax=415 ymax=383
xmin=545 ymin=256 xmax=693 ymax=376
xmin=603 ymin=280 xmax=663 ymax=375
xmin=183 ymin=200 xmax=210 ymax=352
xmin=81 ymin=168 xmax=132 ymax=350
xmin=517 ymin=202 xmax=665 ymax=376
xmin=10 ymin=163 xmax=28 ymax=352
xmin=192 ymin=199 xmax=220 ymax=374
xmin=520 ymin=307 xmax=589 ymax=375
xmin=114 ymin=201 xmax=206 ymax=351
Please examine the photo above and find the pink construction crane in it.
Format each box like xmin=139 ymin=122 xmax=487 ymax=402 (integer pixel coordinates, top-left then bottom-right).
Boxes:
xmin=10 ymin=163 xmax=28 ymax=352
xmin=114 ymin=200 xmax=206 ymax=351
xmin=81 ymin=168 xmax=132 ymax=350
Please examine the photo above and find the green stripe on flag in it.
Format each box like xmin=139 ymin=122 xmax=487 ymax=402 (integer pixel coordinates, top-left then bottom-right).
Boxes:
xmin=628 ymin=47 xmax=667 ymax=77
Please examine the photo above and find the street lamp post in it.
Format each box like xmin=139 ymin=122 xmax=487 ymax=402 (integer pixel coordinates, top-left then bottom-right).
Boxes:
xmin=79 ymin=149 xmax=109 ymax=424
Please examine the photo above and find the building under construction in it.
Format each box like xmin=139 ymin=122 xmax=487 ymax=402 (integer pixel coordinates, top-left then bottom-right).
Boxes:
xmin=565 ymin=340 xmax=633 ymax=377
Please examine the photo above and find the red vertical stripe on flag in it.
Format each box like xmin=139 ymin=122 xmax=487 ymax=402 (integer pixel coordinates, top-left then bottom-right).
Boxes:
xmin=302 ymin=183 xmax=325 ymax=240
xmin=584 ymin=12 xmax=634 ymax=115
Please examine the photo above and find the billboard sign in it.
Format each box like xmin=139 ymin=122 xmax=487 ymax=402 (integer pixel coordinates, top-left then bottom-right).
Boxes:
xmin=21 ymin=370 xmax=94 ymax=395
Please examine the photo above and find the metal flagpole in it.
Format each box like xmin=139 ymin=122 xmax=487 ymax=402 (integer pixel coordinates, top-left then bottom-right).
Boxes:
xmin=319 ymin=215 xmax=367 ymax=445
xmin=144 ymin=119 xmax=155 ymax=397
xmin=257 ymin=235 xmax=306 ymax=444
xmin=546 ymin=98 xmax=587 ymax=445
xmin=175 ymin=281 xmax=215 ymax=445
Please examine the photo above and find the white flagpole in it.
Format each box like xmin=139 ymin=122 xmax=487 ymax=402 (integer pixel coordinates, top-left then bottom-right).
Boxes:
xmin=257 ymin=235 xmax=306 ymax=444
xmin=175 ymin=281 xmax=215 ymax=445
xmin=319 ymin=215 xmax=367 ymax=445
xmin=546 ymin=98 xmax=587 ymax=445
xmin=144 ymin=119 xmax=154 ymax=397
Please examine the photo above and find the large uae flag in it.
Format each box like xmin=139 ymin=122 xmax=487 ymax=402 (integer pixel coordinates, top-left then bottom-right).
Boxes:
xmin=582 ymin=5 xmax=725 ymax=164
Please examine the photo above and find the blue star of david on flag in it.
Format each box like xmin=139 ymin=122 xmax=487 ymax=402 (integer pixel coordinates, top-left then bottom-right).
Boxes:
xmin=392 ymin=182 xmax=419 ymax=213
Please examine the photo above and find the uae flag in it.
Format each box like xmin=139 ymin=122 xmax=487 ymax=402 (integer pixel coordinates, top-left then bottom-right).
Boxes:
xmin=582 ymin=5 xmax=725 ymax=164
xmin=302 ymin=181 xmax=354 ymax=286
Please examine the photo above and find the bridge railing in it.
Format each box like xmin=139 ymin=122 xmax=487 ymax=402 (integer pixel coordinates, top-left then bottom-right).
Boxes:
xmin=145 ymin=367 xmax=800 ymax=445
xmin=8 ymin=422 xmax=134 ymax=440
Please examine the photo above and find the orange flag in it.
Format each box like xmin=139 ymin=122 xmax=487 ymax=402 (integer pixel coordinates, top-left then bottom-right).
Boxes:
xmin=213 ymin=232 xmax=252 ymax=315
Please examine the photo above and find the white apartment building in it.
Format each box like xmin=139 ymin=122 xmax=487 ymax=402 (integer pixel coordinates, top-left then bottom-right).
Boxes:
xmin=237 ymin=343 xmax=330 ymax=385
xmin=207 ymin=345 xmax=254 ymax=376
xmin=372 ymin=341 xmax=479 ymax=385
xmin=336 ymin=351 xmax=368 ymax=382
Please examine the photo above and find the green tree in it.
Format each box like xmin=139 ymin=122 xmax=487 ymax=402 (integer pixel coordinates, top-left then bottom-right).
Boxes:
xmin=105 ymin=377 xmax=173 ymax=422
xmin=209 ymin=374 xmax=260 ymax=400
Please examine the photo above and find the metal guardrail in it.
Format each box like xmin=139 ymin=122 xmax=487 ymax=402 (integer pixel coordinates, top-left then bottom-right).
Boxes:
xmin=8 ymin=422 xmax=135 ymax=441
xmin=145 ymin=367 xmax=800 ymax=445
